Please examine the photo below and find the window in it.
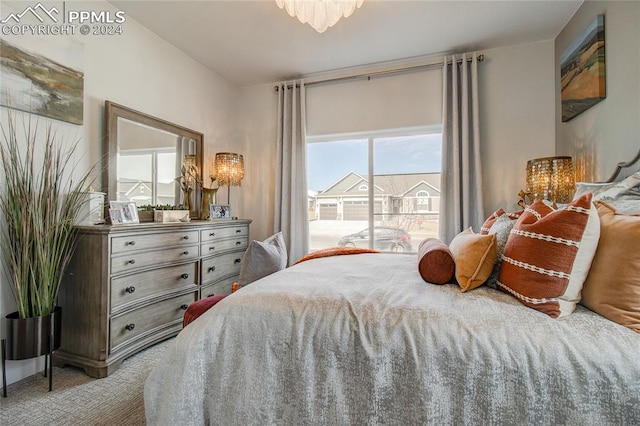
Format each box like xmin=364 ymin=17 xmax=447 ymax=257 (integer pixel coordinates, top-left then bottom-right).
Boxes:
xmin=307 ymin=131 xmax=441 ymax=253
xmin=117 ymin=148 xmax=177 ymax=206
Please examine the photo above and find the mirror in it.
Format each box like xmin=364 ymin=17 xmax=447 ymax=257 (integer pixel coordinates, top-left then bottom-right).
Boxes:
xmin=104 ymin=101 xmax=203 ymax=218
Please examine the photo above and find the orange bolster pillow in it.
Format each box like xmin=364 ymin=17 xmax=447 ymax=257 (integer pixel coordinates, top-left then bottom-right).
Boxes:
xmin=417 ymin=238 xmax=455 ymax=285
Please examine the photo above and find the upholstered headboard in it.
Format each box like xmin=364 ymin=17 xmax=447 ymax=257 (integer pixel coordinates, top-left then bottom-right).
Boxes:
xmin=606 ymin=148 xmax=640 ymax=182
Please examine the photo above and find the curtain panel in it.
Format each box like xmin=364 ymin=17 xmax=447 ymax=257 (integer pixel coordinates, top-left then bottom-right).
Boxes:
xmin=274 ymin=81 xmax=309 ymax=264
xmin=439 ymin=53 xmax=484 ymax=244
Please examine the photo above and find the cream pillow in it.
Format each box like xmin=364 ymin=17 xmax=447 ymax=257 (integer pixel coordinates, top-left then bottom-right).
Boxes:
xmin=238 ymin=232 xmax=288 ymax=287
xmin=448 ymin=228 xmax=497 ymax=292
xmin=581 ymin=202 xmax=640 ymax=333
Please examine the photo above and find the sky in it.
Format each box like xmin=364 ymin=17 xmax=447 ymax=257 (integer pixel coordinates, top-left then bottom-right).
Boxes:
xmin=307 ymin=133 xmax=442 ymax=192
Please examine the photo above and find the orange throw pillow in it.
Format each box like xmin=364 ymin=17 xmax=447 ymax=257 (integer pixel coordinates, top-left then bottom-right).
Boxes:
xmin=480 ymin=208 xmax=522 ymax=234
xmin=449 ymin=228 xmax=497 ymax=292
xmin=581 ymin=202 xmax=640 ymax=332
xmin=480 ymin=208 xmax=505 ymax=234
xmin=497 ymin=194 xmax=600 ymax=318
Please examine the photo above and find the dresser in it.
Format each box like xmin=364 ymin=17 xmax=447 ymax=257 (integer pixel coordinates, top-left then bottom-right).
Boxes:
xmin=55 ymin=220 xmax=251 ymax=378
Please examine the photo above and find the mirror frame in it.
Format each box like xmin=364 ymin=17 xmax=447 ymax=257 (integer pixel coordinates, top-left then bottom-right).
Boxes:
xmin=104 ymin=101 xmax=204 ymax=219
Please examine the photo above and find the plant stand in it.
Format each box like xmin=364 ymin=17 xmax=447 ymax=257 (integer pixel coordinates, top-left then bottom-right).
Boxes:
xmin=1 ymin=307 xmax=61 ymax=397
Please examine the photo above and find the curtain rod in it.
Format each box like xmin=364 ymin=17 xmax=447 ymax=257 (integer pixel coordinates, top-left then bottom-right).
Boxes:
xmin=274 ymin=54 xmax=484 ymax=91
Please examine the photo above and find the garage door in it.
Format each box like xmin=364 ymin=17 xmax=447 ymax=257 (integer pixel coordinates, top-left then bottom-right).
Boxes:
xmin=343 ymin=201 xmax=368 ymax=221
xmin=319 ymin=204 xmax=337 ymax=220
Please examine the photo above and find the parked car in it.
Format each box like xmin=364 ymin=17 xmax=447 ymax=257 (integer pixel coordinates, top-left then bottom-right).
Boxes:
xmin=337 ymin=227 xmax=413 ymax=252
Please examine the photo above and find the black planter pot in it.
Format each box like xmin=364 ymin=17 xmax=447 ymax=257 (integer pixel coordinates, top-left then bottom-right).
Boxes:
xmin=1 ymin=306 xmax=61 ymax=397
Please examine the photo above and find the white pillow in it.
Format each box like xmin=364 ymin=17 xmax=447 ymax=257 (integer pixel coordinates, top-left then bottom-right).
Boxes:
xmin=238 ymin=232 xmax=288 ymax=287
xmin=574 ymin=171 xmax=640 ymax=214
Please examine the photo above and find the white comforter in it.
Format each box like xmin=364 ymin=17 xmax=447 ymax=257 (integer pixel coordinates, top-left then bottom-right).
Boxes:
xmin=145 ymin=254 xmax=640 ymax=425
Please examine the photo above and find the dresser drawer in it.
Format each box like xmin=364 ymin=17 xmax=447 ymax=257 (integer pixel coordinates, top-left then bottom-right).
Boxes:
xmin=200 ymin=225 xmax=248 ymax=243
xmin=111 ymin=244 xmax=199 ymax=275
xmin=201 ymin=276 xmax=237 ymax=298
xmin=110 ymin=292 xmax=196 ymax=353
xmin=201 ymin=236 xmax=248 ymax=255
xmin=201 ymin=251 xmax=244 ymax=285
xmin=111 ymin=230 xmax=199 ymax=255
xmin=111 ymin=262 xmax=199 ymax=311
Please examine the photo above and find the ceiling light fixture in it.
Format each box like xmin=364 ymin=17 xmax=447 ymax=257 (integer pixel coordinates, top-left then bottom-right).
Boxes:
xmin=275 ymin=0 xmax=364 ymax=33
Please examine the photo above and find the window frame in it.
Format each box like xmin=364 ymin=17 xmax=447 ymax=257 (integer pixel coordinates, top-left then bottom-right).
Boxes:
xmin=307 ymin=125 xmax=442 ymax=251
xmin=117 ymin=146 xmax=177 ymax=206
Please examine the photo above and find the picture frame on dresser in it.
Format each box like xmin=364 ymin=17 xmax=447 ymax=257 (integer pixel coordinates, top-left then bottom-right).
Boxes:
xmin=210 ymin=204 xmax=231 ymax=220
xmin=109 ymin=201 xmax=139 ymax=225
xmin=109 ymin=208 xmax=123 ymax=224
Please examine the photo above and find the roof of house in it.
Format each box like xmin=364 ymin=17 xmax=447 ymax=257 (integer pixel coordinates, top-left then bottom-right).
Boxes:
xmin=318 ymin=171 xmax=441 ymax=198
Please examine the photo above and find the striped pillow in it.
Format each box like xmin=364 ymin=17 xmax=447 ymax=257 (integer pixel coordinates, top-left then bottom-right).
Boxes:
xmin=497 ymin=193 xmax=600 ymax=318
xmin=480 ymin=208 xmax=505 ymax=234
xmin=480 ymin=208 xmax=523 ymax=234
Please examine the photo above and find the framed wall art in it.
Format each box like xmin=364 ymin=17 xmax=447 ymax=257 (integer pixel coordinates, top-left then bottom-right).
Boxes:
xmin=0 ymin=36 xmax=84 ymax=125
xmin=560 ymin=14 xmax=606 ymax=122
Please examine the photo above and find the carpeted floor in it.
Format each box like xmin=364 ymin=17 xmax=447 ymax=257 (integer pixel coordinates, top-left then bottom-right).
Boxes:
xmin=0 ymin=338 xmax=171 ymax=426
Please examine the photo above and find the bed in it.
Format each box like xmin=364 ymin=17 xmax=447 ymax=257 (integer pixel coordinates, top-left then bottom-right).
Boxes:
xmin=144 ymin=156 xmax=640 ymax=425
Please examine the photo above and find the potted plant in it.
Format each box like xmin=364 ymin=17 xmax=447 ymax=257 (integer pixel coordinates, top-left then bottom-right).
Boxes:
xmin=154 ymin=204 xmax=191 ymax=223
xmin=137 ymin=204 xmax=155 ymax=222
xmin=0 ymin=112 xmax=95 ymax=393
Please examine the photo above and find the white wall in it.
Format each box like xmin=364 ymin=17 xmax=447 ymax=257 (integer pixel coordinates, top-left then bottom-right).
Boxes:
xmin=479 ymin=40 xmax=557 ymax=213
xmin=555 ymin=0 xmax=640 ymax=181
xmin=0 ymin=0 xmax=240 ymax=387
xmin=235 ymin=83 xmax=278 ymax=241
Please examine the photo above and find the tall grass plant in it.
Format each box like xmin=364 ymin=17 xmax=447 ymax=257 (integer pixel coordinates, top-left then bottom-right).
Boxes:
xmin=0 ymin=111 xmax=95 ymax=319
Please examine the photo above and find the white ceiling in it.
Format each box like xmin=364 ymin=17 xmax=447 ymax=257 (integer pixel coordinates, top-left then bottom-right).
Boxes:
xmin=109 ymin=0 xmax=583 ymax=87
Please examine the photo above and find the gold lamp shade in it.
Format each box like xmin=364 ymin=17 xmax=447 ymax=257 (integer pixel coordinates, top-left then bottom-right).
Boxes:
xmin=213 ymin=152 xmax=244 ymax=187
xmin=213 ymin=152 xmax=244 ymax=206
xmin=526 ymin=156 xmax=575 ymax=203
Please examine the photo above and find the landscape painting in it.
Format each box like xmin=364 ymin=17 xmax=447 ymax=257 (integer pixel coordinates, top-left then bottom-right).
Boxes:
xmin=0 ymin=37 xmax=84 ymax=125
xmin=560 ymin=14 xmax=606 ymax=122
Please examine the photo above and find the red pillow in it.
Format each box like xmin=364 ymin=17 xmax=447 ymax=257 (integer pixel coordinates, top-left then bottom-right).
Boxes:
xmin=480 ymin=208 xmax=523 ymax=234
xmin=480 ymin=208 xmax=505 ymax=234
xmin=183 ymin=294 xmax=229 ymax=328
xmin=497 ymin=194 xmax=600 ymax=318
xmin=417 ymin=238 xmax=455 ymax=285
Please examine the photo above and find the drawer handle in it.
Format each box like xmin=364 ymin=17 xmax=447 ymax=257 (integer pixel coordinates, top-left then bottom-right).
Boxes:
xmin=182 ymin=235 xmax=189 ymax=240
xmin=209 ymin=232 xmax=215 ymax=237
xmin=208 ymin=266 xmax=216 ymax=272
xmin=180 ymin=304 xmax=189 ymax=310
xmin=235 ymin=229 xmax=241 ymax=233
xmin=125 ymin=286 xmax=136 ymax=294
xmin=125 ymin=323 xmax=135 ymax=331
xmin=182 ymin=251 xmax=189 ymax=255
xmin=181 ymin=273 xmax=189 ymax=280
xmin=209 ymin=246 xmax=215 ymax=251
xmin=126 ymin=241 xmax=136 ymax=246
xmin=206 ymin=293 xmax=215 ymax=298
xmin=235 ymin=241 xmax=242 ymax=246
xmin=127 ymin=259 xmax=136 ymax=265
xmin=234 ymin=258 xmax=242 ymax=264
